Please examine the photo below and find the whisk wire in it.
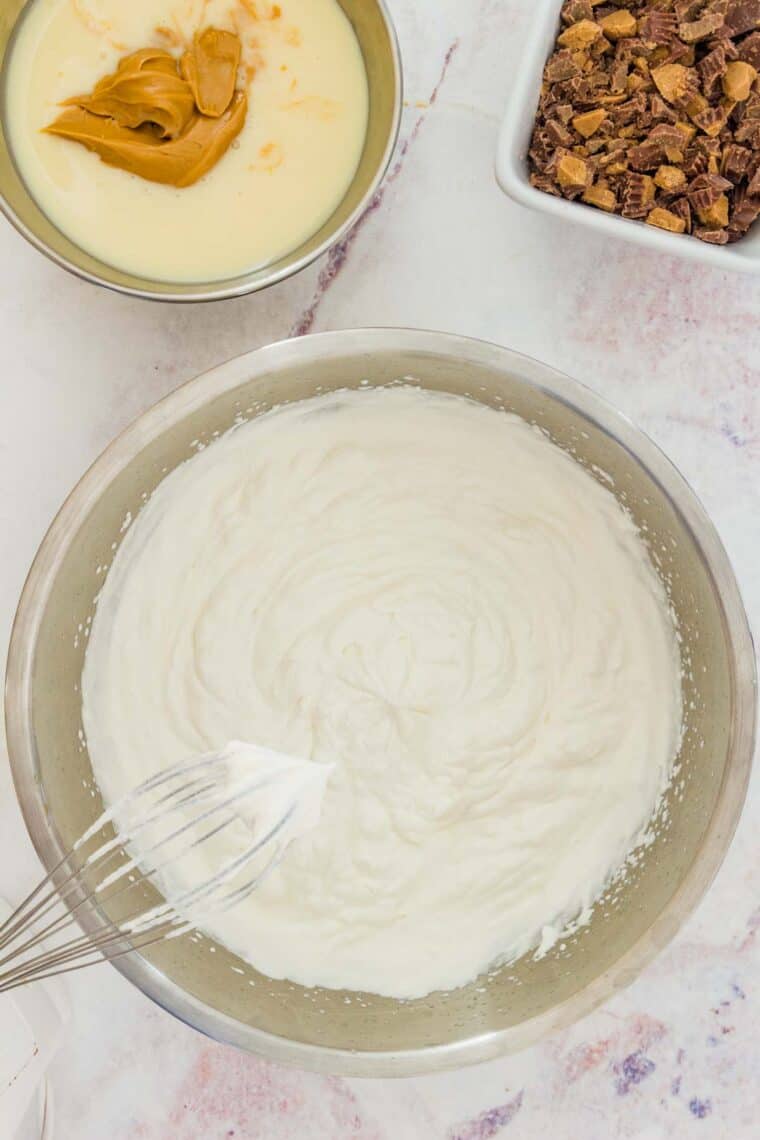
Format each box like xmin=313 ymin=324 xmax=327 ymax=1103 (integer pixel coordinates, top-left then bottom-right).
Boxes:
xmin=0 ymin=751 xmax=306 ymax=993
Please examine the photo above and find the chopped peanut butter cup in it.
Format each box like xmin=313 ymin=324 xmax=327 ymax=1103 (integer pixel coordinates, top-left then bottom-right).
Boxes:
xmin=529 ymin=0 xmax=760 ymax=243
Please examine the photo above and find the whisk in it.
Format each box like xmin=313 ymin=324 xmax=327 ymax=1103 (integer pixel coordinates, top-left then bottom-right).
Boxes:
xmin=0 ymin=744 xmax=320 ymax=994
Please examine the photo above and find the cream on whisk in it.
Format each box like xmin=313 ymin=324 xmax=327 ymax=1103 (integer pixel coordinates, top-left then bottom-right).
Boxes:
xmin=82 ymin=387 xmax=682 ymax=998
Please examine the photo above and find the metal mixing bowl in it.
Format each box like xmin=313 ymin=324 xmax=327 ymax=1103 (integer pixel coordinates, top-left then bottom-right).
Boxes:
xmin=0 ymin=1 xmax=401 ymax=301
xmin=5 ymin=330 xmax=756 ymax=1075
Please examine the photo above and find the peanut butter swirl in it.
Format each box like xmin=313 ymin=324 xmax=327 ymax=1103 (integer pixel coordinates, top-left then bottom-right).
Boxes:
xmin=61 ymin=49 xmax=195 ymax=139
xmin=45 ymin=29 xmax=247 ymax=187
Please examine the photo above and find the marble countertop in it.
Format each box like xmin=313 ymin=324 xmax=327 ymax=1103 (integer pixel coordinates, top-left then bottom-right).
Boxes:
xmin=1 ymin=0 xmax=758 ymax=1136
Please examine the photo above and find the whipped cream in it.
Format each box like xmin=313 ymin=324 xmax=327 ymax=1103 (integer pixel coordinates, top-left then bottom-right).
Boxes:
xmin=214 ymin=741 xmax=333 ymax=849
xmin=82 ymin=387 xmax=682 ymax=998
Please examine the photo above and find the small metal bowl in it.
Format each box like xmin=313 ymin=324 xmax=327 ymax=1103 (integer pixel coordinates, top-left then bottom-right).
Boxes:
xmin=5 ymin=329 xmax=756 ymax=1075
xmin=0 ymin=0 xmax=402 ymax=301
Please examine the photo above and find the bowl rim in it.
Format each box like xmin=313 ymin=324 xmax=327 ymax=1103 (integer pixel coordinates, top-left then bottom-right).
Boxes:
xmin=4 ymin=328 xmax=757 ymax=1075
xmin=494 ymin=0 xmax=760 ymax=275
xmin=0 ymin=0 xmax=403 ymax=303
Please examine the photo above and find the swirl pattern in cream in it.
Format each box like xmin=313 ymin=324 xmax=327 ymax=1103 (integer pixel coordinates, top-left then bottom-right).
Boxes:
xmin=82 ymin=387 xmax=682 ymax=998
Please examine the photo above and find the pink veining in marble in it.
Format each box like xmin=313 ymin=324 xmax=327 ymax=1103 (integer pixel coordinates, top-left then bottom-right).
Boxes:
xmin=448 ymin=1092 xmax=523 ymax=1140
xmin=140 ymin=1047 xmax=384 ymax=1140
xmin=290 ymin=39 xmax=461 ymax=338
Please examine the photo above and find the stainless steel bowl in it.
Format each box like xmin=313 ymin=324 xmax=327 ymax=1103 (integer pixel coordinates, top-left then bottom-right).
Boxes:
xmin=5 ymin=329 xmax=756 ymax=1075
xmin=0 ymin=1 xmax=401 ymax=301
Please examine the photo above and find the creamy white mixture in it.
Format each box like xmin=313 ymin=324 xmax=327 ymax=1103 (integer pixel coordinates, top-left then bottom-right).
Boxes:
xmin=82 ymin=387 xmax=682 ymax=998
xmin=4 ymin=0 xmax=369 ymax=281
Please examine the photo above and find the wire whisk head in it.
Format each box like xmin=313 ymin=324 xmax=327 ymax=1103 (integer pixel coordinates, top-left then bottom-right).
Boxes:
xmin=0 ymin=743 xmax=328 ymax=993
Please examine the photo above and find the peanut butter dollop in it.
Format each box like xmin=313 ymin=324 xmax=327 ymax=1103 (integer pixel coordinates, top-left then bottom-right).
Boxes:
xmin=45 ymin=29 xmax=247 ymax=188
xmin=181 ymin=28 xmax=241 ymax=118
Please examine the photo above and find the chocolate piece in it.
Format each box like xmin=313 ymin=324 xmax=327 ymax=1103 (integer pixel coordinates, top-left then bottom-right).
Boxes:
xmin=679 ymin=14 xmax=726 ymax=43
xmin=728 ymin=183 xmax=760 ymax=231
xmin=639 ymin=11 xmax=679 ymax=42
xmin=545 ymin=119 xmax=576 ymax=146
xmin=629 ymin=140 xmax=664 ymax=167
xmin=738 ymin=31 xmax=760 ymax=67
xmin=562 ymin=0 xmax=595 ymax=23
xmin=545 ymin=51 xmax=581 ymax=83
xmin=699 ymin=45 xmax=729 ymax=95
xmin=610 ymin=54 xmax=631 ymax=91
xmin=723 ymin=141 xmax=753 ymax=176
xmin=683 ymin=145 xmax=710 ymax=176
xmin=712 ymin=36 xmax=739 ymax=61
xmin=611 ymin=91 xmax=649 ymax=126
xmin=629 ymin=123 xmax=686 ymax=167
xmin=649 ymin=122 xmax=690 ymax=152
xmin=691 ymin=99 xmax=732 ymax=134
xmin=671 ymin=194 xmax=693 ymax=228
xmin=622 ymin=170 xmax=656 ymax=215
xmin=554 ymin=103 xmax=576 ymax=124
xmin=725 ymin=0 xmax=760 ymax=35
xmin=650 ymin=94 xmax=678 ymax=120
xmin=688 ymin=170 xmax=731 ymax=211
xmin=693 ymin=224 xmax=729 ymax=240
xmin=665 ymin=38 xmax=697 ymax=65
xmin=676 ymin=1 xmax=708 ymax=20
xmin=530 ymin=172 xmax=562 ymax=196
xmin=738 ymin=123 xmax=760 ymax=146
xmin=692 ymin=188 xmax=731 ymax=225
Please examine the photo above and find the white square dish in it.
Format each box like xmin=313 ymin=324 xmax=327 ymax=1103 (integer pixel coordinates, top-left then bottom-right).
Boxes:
xmin=495 ymin=1 xmax=760 ymax=274
xmin=0 ymin=899 xmax=68 ymax=1139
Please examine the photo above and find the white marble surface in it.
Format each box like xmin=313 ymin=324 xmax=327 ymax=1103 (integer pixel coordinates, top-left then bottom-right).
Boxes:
xmin=1 ymin=0 xmax=759 ymax=1136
